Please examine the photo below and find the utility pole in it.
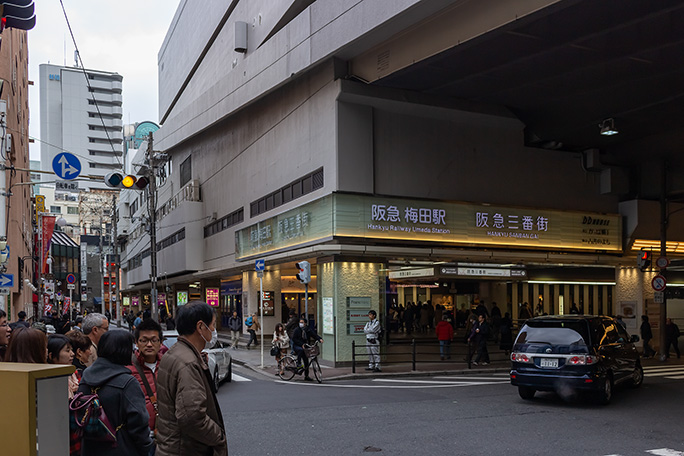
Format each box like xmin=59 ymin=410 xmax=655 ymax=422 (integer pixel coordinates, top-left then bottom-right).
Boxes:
xmin=112 ymin=193 xmax=120 ymax=327
xmin=659 ymin=161 xmax=668 ymax=362
xmin=147 ymin=133 xmax=159 ymax=321
xmin=99 ymin=211 xmax=105 ymax=316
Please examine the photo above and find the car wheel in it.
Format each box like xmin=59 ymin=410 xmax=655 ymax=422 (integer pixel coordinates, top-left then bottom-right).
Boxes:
xmin=596 ymin=374 xmax=613 ymax=405
xmin=226 ymin=360 xmax=232 ymax=383
xmin=214 ymin=368 xmax=220 ymax=391
xmin=518 ymin=386 xmax=536 ymax=400
xmin=630 ymin=362 xmax=643 ymax=388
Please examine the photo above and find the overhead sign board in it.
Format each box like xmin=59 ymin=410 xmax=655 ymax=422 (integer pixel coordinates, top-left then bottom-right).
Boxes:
xmin=388 ymin=268 xmax=434 ymax=280
xmin=52 ymin=152 xmax=82 ymax=180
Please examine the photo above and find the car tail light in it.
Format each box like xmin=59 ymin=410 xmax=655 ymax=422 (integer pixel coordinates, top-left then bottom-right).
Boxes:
xmin=566 ymin=355 xmax=599 ymax=365
xmin=511 ymin=352 xmax=533 ymax=363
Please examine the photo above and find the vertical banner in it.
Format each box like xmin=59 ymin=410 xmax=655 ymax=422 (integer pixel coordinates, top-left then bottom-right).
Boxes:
xmin=206 ymin=288 xmax=219 ymax=307
xmin=63 ymin=297 xmax=71 ymax=315
xmin=41 ymin=216 xmax=56 ymax=274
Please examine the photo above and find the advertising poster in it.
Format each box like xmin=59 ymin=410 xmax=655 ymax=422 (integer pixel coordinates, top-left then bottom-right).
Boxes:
xmin=206 ymin=288 xmax=220 ymax=307
xmin=323 ymin=297 xmax=334 ymax=335
xmin=259 ymin=291 xmax=274 ymax=316
xmin=177 ymin=291 xmax=188 ymax=306
xmin=619 ymin=301 xmax=637 ymax=329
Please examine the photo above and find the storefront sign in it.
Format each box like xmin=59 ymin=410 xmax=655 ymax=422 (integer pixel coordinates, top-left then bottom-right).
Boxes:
xmin=235 ymin=194 xmax=622 ymax=259
xmin=388 ymin=268 xmax=434 ymax=279
xmin=177 ymin=291 xmax=188 ymax=306
xmin=348 ymin=323 xmax=366 ymax=335
xmin=347 ymin=296 xmax=371 ymax=309
xmin=35 ymin=195 xmax=46 ymax=213
xmin=348 ymin=310 xmax=370 ymax=322
xmin=323 ymin=297 xmax=334 ymax=335
xmin=123 ymin=297 xmax=130 ymax=307
xmin=206 ymin=288 xmax=219 ymax=307
xmin=259 ymin=291 xmax=274 ymax=316
xmin=220 ymin=280 xmax=242 ymax=296
xmin=235 ymin=196 xmax=333 ymax=259
xmin=132 ymin=296 xmax=140 ymax=307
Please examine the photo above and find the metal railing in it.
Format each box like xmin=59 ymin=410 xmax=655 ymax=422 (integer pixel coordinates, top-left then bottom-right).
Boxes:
xmin=351 ymin=338 xmax=510 ymax=373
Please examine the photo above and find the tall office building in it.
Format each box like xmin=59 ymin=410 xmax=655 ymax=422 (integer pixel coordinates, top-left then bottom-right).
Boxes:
xmin=39 ymin=63 xmax=124 ymax=190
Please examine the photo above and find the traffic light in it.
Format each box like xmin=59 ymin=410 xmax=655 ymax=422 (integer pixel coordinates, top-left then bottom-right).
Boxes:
xmin=1 ymin=1 xmax=36 ymax=31
xmin=104 ymin=173 xmax=149 ymax=190
xmin=295 ymin=261 xmax=311 ymax=284
xmin=637 ymin=250 xmax=652 ymax=272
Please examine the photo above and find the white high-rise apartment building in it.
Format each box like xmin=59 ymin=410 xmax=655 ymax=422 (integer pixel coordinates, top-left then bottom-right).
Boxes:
xmin=39 ymin=63 xmax=124 ymax=190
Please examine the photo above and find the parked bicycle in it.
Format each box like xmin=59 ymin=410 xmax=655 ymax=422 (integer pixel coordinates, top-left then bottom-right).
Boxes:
xmin=277 ymin=341 xmax=322 ymax=383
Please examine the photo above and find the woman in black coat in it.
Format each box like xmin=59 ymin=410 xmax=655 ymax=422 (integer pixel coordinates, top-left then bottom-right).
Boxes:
xmin=77 ymin=330 xmax=153 ymax=456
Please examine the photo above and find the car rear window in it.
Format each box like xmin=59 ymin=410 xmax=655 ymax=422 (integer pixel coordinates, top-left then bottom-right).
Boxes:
xmin=514 ymin=320 xmax=591 ymax=354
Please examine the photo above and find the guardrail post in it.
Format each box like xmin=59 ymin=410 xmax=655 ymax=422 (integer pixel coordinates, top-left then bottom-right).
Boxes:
xmin=352 ymin=340 xmax=356 ymax=373
xmin=412 ymin=338 xmax=416 ymax=371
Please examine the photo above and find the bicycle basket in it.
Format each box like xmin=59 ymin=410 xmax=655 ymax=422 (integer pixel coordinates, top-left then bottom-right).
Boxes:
xmin=304 ymin=344 xmax=320 ymax=358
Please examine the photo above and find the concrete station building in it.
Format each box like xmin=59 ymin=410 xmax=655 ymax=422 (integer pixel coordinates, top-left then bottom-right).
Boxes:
xmin=119 ymin=0 xmax=684 ymax=365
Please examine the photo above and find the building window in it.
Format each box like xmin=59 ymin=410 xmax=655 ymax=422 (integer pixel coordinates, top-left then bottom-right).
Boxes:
xmin=50 ymin=206 xmax=62 ymax=214
xmin=250 ymin=167 xmax=323 ymax=217
xmin=67 ymin=207 xmax=79 ymax=215
xmin=180 ymin=156 xmax=191 ymax=187
xmin=204 ymin=208 xmax=244 ymax=238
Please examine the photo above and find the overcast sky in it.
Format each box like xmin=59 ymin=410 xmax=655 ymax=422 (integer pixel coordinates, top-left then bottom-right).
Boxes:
xmin=28 ymin=0 xmax=181 ymax=160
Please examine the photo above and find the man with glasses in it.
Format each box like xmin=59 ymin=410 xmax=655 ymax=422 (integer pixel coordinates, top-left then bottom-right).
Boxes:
xmin=82 ymin=312 xmax=109 ymax=366
xmin=128 ymin=318 xmax=164 ymax=449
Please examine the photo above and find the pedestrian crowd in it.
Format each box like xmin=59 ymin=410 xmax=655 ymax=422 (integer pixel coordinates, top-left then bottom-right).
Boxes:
xmin=0 ymin=302 xmax=228 ymax=455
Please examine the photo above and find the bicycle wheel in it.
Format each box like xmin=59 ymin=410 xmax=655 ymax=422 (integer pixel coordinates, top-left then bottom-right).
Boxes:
xmin=311 ymin=358 xmax=322 ymax=383
xmin=278 ymin=356 xmax=297 ymax=381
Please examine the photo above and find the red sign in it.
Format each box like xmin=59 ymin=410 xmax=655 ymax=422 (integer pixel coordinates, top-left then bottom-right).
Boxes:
xmin=63 ymin=297 xmax=71 ymax=314
xmin=44 ymin=295 xmax=53 ymax=314
xmin=206 ymin=288 xmax=219 ymax=307
xmin=41 ymin=216 xmax=56 ymax=274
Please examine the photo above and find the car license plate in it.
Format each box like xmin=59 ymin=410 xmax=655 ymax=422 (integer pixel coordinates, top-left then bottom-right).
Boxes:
xmin=540 ymin=358 xmax=559 ymax=368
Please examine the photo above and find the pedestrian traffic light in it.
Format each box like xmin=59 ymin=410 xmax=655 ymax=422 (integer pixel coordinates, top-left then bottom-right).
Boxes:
xmin=295 ymin=261 xmax=311 ymax=284
xmin=637 ymin=250 xmax=652 ymax=272
xmin=104 ymin=173 xmax=149 ymax=190
xmin=1 ymin=1 xmax=36 ymax=31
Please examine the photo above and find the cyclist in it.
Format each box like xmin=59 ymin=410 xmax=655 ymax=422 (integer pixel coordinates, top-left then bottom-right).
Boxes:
xmin=292 ymin=318 xmax=323 ymax=381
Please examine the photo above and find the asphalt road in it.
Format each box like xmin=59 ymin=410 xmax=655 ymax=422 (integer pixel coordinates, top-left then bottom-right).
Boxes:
xmin=217 ymin=364 xmax=684 ymax=456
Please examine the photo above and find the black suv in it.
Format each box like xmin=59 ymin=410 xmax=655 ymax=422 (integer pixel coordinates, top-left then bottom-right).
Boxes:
xmin=510 ymin=315 xmax=642 ymax=404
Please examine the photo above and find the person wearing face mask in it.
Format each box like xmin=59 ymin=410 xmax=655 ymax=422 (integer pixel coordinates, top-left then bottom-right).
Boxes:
xmin=291 ymin=318 xmax=324 ymax=381
xmin=155 ymin=301 xmax=228 ymax=456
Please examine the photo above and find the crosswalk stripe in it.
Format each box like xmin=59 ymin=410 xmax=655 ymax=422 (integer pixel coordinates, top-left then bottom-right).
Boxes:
xmin=231 ymin=373 xmax=251 ymax=382
xmin=646 ymin=449 xmax=684 ymax=456
xmin=644 ymin=371 xmax=684 ymax=377
xmin=643 ymin=366 xmax=684 ymax=371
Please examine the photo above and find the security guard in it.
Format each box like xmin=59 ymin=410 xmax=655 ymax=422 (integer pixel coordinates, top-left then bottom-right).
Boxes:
xmin=364 ymin=310 xmax=382 ymax=372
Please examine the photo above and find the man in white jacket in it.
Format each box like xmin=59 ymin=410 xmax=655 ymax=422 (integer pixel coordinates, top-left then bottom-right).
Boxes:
xmin=364 ymin=310 xmax=382 ymax=372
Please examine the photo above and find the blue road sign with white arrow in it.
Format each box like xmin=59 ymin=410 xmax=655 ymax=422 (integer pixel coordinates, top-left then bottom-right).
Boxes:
xmin=255 ymin=259 xmax=265 ymax=271
xmin=0 ymin=273 xmax=14 ymax=288
xmin=52 ymin=152 xmax=82 ymax=180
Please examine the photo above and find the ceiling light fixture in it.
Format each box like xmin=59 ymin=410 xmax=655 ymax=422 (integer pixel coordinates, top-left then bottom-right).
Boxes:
xmin=599 ymin=118 xmax=618 ymax=136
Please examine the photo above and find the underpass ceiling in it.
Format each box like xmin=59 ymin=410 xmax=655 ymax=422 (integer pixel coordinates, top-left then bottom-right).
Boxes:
xmin=368 ymin=0 xmax=684 ymax=168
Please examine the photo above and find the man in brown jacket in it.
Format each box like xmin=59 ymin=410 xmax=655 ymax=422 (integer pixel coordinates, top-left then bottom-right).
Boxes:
xmin=156 ymin=301 xmax=228 ymax=456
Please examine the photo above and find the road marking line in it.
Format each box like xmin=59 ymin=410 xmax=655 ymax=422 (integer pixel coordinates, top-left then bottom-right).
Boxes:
xmin=646 ymin=449 xmax=684 ymax=456
xmin=664 ymin=375 xmax=684 ymax=380
xmin=274 ymin=381 xmax=506 ymax=389
xmin=433 ymin=376 xmax=511 ymax=381
xmin=373 ymin=378 xmax=509 ymax=386
xmin=231 ymin=373 xmax=251 ymax=382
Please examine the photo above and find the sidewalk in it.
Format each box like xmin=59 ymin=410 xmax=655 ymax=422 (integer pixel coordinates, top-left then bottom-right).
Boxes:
xmin=218 ymin=332 xmax=511 ymax=381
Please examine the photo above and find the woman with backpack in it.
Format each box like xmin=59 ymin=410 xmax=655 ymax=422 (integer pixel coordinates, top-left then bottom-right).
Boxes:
xmin=76 ymin=329 xmax=153 ymax=456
